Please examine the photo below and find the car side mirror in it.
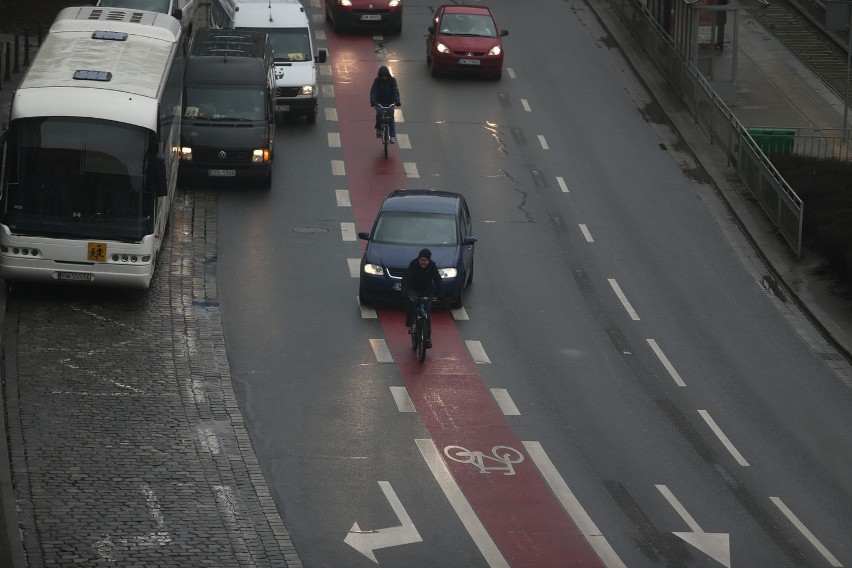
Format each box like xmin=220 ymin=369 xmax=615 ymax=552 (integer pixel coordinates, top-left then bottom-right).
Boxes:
xmin=172 ymin=8 xmax=183 ymax=20
xmin=358 ymin=231 xmax=370 ymax=241
xmin=428 ymin=26 xmax=435 ymax=35
xmin=463 ymin=236 xmax=477 ymax=245
xmin=316 ymin=49 xmax=327 ymax=63
xmin=500 ymin=29 xmax=508 ymax=37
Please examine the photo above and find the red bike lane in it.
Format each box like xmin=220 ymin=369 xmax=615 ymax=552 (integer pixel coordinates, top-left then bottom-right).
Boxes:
xmin=327 ymin=31 xmax=605 ymax=567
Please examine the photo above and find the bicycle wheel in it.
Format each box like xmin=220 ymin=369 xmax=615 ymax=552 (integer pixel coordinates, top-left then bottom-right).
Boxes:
xmin=417 ymin=321 xmax=427 ymax=362
xmin=411 ymin=320 xmax=418 ymax=351
xmin=383 ymin=124 xmax=389 ymax=158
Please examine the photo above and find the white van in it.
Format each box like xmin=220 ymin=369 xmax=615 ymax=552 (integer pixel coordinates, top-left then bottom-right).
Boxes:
xmin=234 ymin=0 xmax=327 ymax=123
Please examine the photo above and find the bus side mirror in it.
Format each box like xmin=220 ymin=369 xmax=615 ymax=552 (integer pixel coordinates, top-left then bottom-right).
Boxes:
xmin=152 ymin=154 xmax=168 ymax=197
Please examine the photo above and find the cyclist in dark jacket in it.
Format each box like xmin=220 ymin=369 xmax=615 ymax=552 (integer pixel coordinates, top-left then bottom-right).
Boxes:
xmin=369 ymin=65 xmax=401 ymax=142
xmin=402 ymin=248 xmax=442 ymax=347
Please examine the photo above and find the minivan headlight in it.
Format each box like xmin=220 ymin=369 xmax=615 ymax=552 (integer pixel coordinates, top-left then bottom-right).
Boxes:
xmin=438 ymin=268 xmax=457 ymax=279
xmin=252 ymin=149 xmax=270 ymax=163
xmin=363 ymin=263 xmax=383 ymax=276
xmin=300 ymin=85 xmax=316 ymax=96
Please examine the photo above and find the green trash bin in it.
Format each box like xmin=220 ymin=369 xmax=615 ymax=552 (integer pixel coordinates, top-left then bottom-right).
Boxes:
xmin=748 ymin=128 xmax=795 ymax=155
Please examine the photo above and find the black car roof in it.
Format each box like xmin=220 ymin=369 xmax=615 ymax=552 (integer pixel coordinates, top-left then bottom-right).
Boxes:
xmin=380 ymin=189 xmax=463 ymax=215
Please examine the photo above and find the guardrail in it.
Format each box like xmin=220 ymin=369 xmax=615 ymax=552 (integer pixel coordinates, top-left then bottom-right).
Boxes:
xmin=606 ymin=0 xmax=804 ymax=257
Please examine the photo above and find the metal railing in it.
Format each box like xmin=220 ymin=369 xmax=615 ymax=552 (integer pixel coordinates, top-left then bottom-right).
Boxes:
xmin=606 ymin=0 xmax=804 ymax=257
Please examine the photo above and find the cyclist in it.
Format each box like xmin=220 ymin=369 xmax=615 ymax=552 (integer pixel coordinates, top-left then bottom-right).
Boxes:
xmin=369 ymin=65 xmax=401 ymax=143
xmin=402 ymin=248 xmax=442 ymax=348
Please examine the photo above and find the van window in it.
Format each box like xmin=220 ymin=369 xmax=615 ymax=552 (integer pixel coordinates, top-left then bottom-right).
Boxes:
xmin=184 ymin=86 xmax=267 ymax=121
xmin=241 ymin=27 xmax=311 ymax=62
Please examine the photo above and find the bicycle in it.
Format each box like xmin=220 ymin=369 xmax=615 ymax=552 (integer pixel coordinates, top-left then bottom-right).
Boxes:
xmin=375 ymin=103 xmax=395 ymax=158
xmin=409 ymin=296 xmax=436 ymax=363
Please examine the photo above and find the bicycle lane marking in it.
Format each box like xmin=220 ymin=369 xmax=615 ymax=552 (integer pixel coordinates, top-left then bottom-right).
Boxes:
xmin=326 ymin=31 xmax=610 ymax=568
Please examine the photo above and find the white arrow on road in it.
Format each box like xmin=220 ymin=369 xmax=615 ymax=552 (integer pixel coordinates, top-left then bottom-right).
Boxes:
xmin=656 ymin=484 xmax=731 ymax=568
xmin=344 ymin=480 xmax=423 ymax=563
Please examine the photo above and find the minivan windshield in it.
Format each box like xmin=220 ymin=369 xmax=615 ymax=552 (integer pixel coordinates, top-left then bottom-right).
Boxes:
xmin=97 ymin=0 xmax=171 ymax=13
xmin=242 ymin=27 xmax=311 ymax=62
xmin=372 ymin=212 xmax=458 ymax=246
xmin=183 ymin=86 xmax=267 ymax=122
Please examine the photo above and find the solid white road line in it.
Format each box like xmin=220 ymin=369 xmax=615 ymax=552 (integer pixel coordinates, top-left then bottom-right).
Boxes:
xmin=451 ymin=307 xmax=469 ymax=320
xmin=332 ymin=160 xmax=345 ymax=176
xmin=557 ymin=176 xmax=569 ymax=192
xmin=465 ymin=340 xmax=491 ymax=364
xmin=340 ymin=222 xmax=356 ymax=242
xmin=404 ymin=162 xmax=419 ymax=178
xmin=370 ymin=339 xmax=393 ymax=362
xmin=646 ymin=338 xmax=686 ymax=387
xmin=490 ymin=388 xmax=520 ymax=415
xmin=416 ymin=439 xmax=510 ymax=568
xmin=538 ymin=135 xmax=549 ymax=150
xmin=521 ymin=99 xmax=531 ymax=112
xmin=523 ymin=442 xmax=627 ymax=568
xmin=390 ymin=386 xmax=416 ymax=412
xmin=336 ymin=189 xmax=351 ymax=207
xmin=608 ymin=279 xmax=641 ymax=320
xmin=770 ymin=497 xmax=842 ymax=567
xmin=698 ymin=410 xmax=749 ymax=466
xmin=579 ymin=224 xmax=594 ymax=243
xmin=328 ymin=133 xmax=341 ymax=148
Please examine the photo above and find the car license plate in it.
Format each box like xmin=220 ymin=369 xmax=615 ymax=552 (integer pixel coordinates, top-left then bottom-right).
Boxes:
xmin=58 ymin=272 xmax=93 ymax=282
xmin=459 ymin=58 xmax=481 ymax=65
xmin=208 ymin=169 xmax=236 ymax=177
xmin=393 ymin=282 xmax=402 ymax=291
xmin=361 ymin=14 xmax=381 ymax=21
xmin=276 ymin=104 xmax=290 ymax=112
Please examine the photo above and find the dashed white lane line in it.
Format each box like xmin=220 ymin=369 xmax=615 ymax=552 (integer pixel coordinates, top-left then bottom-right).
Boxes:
xmin=396 ymin=109 xmax=405 ymax=123
xmin=341 ymin=222 xmax=356 ymax=242
xmin=524 ymin=442 xmax=627 ymax=568
xmin=328 ymin=132 xmax=341 ymax=148
xmin=404 ymin=162 xmax=419 ymax=178
xmin=332 ymin=160 xmax=346 ymax=176
xmin=390 ymin=386 xmax=416 ymax=412
xmin=336 ymin=189 xmax=351 ymax=207
xmin=370 ymin=339 xmax=393 ymax=362
xmin=315 ymin=28 xmax=326 ymax=39
xmin=451 ymin=307 xmax=469 ymax=320
xmin=358 ymin=299 xmax=377 ymax=319
xmin=557 ymin=176 xmax=569 ymax=192
xmin=322 ymin=84 xmax=334 ymax=97
xmin=325 ymin=107 xmax=338 ymax=121
xmin=396 ymin=133 xmax=411 ymax=149
xmin=579 ymin=224 xmax=594 ymax=243
xmin=507 ymin=67 xmax=516 ymax=79
xmin=538 ymin=135 xmax=549 ymax=150
xmin=646 ymin=338 xmax=686 ymax=387
xmin=312 ymin=14 xmax=324 ymax=24
xmin=417 ymin=439 xmax=510 ymax=568
xmin=698 ymin=410 xmax=749 ymax=466
xmin=319 ymin=63 xmax=332 ymax=76
xmin=490 ymin=389 xmax=520 ymax=415
xmin=465 ymin=340 xmax=490 ymax=364
xmin=608 ymin=278 xmax=641 ymax=321
xmin=521 ymin=98 xmax=531 ymax=112
xmin=770 ymin=497 xmax=842 ymax=567
xmin=348 ymin=258 xmax=360 ymax=278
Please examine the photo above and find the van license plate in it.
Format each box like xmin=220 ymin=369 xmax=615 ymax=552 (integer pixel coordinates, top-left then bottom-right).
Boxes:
xmin=209 ymin=169 xmax=236 ymax=177
xmin=459 ymin=59 xmax=480 ymax=65
xmin=361 ymin=14 xmax=381 ymax=20
xmin=58 ymin=272 xmax=93 ymax=282
xmin=276 ymin=104 xmax=290 ymax=112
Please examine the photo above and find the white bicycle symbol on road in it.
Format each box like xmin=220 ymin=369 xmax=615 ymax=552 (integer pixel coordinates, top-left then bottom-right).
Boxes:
xmin=443 ymin=445 xmax=525 ymax=476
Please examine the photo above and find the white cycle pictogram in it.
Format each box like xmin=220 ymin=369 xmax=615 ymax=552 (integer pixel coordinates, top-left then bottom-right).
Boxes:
xmin=443 ymin=445 xmax=525 ymax=475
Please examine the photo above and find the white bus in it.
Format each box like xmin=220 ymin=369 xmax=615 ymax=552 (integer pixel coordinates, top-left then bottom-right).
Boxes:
xmin=0 ymin=6 xmax=184 ymax=288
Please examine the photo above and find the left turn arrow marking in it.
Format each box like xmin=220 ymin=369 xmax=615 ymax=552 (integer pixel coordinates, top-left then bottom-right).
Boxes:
xmin=344 ymin=481 xmax=423 ymax=563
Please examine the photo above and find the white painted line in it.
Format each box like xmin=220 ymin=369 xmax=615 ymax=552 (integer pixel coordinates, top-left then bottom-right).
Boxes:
xmin=507 ymin=67 xmax=516 ymax=79
xmin=332 ymin=160 xmax=346 ymax=176
xmin=396 ymin=109 xmax=405 ymax=123
xmin=417 ymin=439 xmax=510 ymax=568
xmin=524 ymin=442 xmax=627 ymax=568
xmin=646 ymin=338 xmax=685 ymax=386
xmin=336 ymin=189 xmax=351 ymax=207
xmin=328 ymin=132 xmax=341 ymax=148
xmin=465 ymin=340 xmax=491 ymax=364
xmin=390 ymin=386 xmax=416 ymax=412
xmin=311 ymin=13 xmax=324 ymax=24
xmin=315 ymin=30 xmax=326 ymax=40
xmin=698 ymin=410 xmax=749 ymax=466
xmin=657 ymin=484 xmax=701 ymax=532
xmin=771 ymin=497 xmax=842 ymax=567
xmin=404 ymin=162 xmax=419 ymax=178
xmin=341 ymin=222 xmax=357 ymax=242
xmin=308 ymin=0 xmax=320 ymax=8
xmin=491 ymin=389 xmax=520 ymax=415
xmin=370 ymin=339 xmax=393 ymax=362
xmin=319 ymin=63 xmax=332 ymax=76
xmin=608 ymin=278 xmax=640 ymax=321
xmin=557 ymin=176 xmax=569 ymax=193
xmin=521 ymin=99 xmax=531 ymax=112
xmin=348 ymin=258 xmax=360 ymax=278
xmin=451 ymin=307 xmax=469 ymax=320
xmin=579 ymin=224 xmax=594 ymax=243
xmin=538 ymin=135 xmax=549 ymax=150
xmin=325 ymin=107 xmax=338 ymax=121
xmin=397 ymin=133 xmax=411 ymax=149
xmin=373 ymin=34 xmax=384 ymax=41
xmin=322 ymin=84 xmax=335 ymax=98
xmin=358 ymin=298 xmax=377 ymax=319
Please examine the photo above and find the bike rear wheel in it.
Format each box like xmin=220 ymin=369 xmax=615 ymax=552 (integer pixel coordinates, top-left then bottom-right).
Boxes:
xmin=411 ymin=321 xmax=418 ymax=351
xmin=382 ymin=124 xmax=389 ymax=158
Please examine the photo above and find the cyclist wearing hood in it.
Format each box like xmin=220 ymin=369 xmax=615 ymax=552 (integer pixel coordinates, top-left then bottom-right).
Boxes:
xmin=369 ymin=65 xmax=401 ymax=142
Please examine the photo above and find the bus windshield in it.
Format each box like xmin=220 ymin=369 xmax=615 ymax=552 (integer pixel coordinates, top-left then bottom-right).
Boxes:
xmin=4 ymin=117 xmax=153 ymax=241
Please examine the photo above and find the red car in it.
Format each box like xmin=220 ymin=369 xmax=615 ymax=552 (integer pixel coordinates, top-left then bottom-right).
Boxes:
xmin=325 ymin=0 xmax=403 ymax=35
xmin=426 ymin=4 xmax=508 ymax=79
